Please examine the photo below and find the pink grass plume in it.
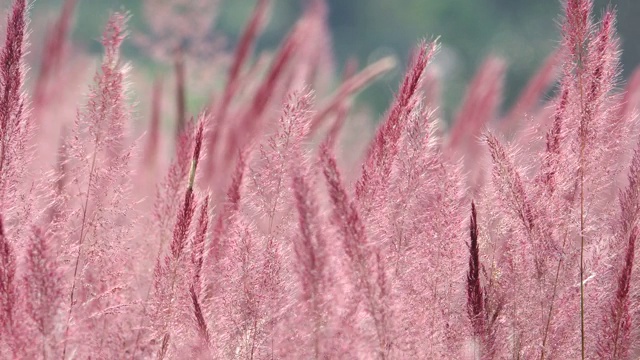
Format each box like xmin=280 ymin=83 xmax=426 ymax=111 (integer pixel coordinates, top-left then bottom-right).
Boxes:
xmin=466 ymin=202 xmax=486 ymax=347
xmin=227 ymin=18 xmax=301 ymax=158
xmin=311 ymin=56 xmax=396 ymax=133
xmin=597 ymin=227 xmax=636 ymax=359
xmin=155 ymin=116 xmax=205 ymax=359
xmin=213 ymin=0 xmax=269 ymax=124
xmin=203 ymin=0 xmax=270 ymax=183
xmin=170 ymin=117 xmax=204 ymax=261
xmin=0 ymin=0 xmax=28 ymax=206
xmin=24 ymin=226 xmax=63 ymax=359
xmin=356 ymin=41 xmax=436 ymax=202
xmin=62 ymin=12 xmax=133 ymax=358
xmin=191 ymin=194 xmax=210 ymax=291
xmin=501 ymin=50 xmax=560 ymax=134
xmin=32 ymin=0 xmax=77 ymax=114
xmin=0 ymin=215 xmax=18 ymax=344
xmin=449 ymin=56 xmax=505 ymax=150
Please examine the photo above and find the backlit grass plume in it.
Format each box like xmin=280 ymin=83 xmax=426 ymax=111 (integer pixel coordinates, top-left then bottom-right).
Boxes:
xmin=0 ymin=0 xmax=639 ymax=358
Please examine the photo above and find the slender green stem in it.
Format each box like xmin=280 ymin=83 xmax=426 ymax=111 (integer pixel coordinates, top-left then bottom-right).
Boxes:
xmin=580 ymin=172 xmax=585 ymax=360
xmin=571 ymin=15 xmax=588 ymax=357
xmin=62 ymin=145 xmax=98 ymax=359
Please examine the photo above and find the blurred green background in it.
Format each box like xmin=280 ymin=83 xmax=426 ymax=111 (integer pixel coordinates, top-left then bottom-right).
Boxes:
xmin=25 ymin=0 xmax=640 ymax=119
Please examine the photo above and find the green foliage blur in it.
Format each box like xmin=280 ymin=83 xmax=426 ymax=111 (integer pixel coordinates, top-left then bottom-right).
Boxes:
xmin=27 ymin=0 xmax=640 ymax=121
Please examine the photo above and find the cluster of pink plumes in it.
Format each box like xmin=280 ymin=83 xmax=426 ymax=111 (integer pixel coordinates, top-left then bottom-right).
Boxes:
xmin=1 ymin=0 xmax=640 ymax=358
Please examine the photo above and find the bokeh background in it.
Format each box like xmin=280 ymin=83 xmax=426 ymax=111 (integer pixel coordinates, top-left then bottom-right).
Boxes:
xmin=23 ymin=0 xmax=640 ymax=120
